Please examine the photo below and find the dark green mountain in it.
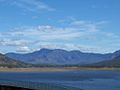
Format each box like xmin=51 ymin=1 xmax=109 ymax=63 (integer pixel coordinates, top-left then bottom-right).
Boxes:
xmin=0 ymin=53 xmax=30 ymax=68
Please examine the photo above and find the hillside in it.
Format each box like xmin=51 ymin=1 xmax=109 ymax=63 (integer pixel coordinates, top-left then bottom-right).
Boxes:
xmin=86 ymin=56 xmax=120 ymax=67
xmin=0 ymin=53 xmax=30 ymax=68
xmin=6 ymin=48 xmax=120 ymax=65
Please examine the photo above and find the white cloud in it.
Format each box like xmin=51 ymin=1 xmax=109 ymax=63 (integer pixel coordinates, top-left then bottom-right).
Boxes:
xmin=0 ymin=0 xmax=54 ymax=12
xmin=38 ymin=43 xmax=96 ymax=52
xmin=4 ymin=25 xmax=83 ymax=41
xmin=0 ymin=21 xmax=100 ymax=52
xmin=0 ymin=39 xmax=29 ymax=46
xmin=16 ymin=46 xmax=31 ymax=52
xmin=33 ymin=43 xmax=110 ymax=53
xmin=0 ymin=20 xmax=119 ymax=53
xmin=70 ymin=20 xmax=99 ymax=32
xmin=3 ymin=20 xmax=102 ymax=41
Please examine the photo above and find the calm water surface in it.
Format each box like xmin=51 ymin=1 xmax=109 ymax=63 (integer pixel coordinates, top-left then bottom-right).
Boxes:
xmin=0 ymin=70 xmax=120 ymax=90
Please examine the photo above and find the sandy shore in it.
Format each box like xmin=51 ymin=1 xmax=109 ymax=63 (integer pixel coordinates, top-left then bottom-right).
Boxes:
xmin=0 ymin=67 xmax=120 ymax=72
xmin=0 ymin=67 xmax=72 ymax=72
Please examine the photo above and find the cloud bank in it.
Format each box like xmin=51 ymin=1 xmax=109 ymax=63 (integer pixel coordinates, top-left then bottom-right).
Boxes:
xmin=0 ymin=19 xmax=119 ymax=53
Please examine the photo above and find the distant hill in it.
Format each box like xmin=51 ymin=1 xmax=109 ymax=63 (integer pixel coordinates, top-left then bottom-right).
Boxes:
xmin=6 ymin=48 xmax=120 ymax=65
xmin=87 ymin=56 xmax=120 ymax=67
xmin=0 ymin=53 xmax=30 ymax=68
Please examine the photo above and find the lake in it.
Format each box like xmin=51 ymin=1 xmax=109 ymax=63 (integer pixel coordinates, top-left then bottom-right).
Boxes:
xmin=0 ymin=70 xmax=120 ymax=90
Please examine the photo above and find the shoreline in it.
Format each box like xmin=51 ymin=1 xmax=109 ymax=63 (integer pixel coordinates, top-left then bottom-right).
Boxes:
xmin=0 ymin=67 xmax=120 ymax=72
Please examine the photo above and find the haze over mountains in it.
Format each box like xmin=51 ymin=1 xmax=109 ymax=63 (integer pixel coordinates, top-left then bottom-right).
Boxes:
xmin=6 ymin=48 xmax=120 ymax=65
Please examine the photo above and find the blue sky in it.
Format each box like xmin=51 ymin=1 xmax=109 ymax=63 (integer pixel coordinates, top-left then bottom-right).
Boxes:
xmin=0 ymin=0 xmax=120 ymax=53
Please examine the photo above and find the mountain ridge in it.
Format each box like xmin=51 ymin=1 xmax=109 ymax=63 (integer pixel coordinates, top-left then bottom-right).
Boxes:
xmin=5 ymin=48 xmax=120 ymax=65
xmin=87 ymin=55 xmax=120 ymax=67
xmin=0 ymin=53 xmax=30 ymax=68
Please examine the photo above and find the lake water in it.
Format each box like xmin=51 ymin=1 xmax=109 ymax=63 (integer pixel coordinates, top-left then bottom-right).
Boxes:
xmin=0 ymin=70 xmax=120 ymax=90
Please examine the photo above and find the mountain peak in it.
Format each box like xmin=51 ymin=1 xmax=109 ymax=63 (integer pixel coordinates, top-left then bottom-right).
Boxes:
xmin=40 ymin=48 xmax=51 ymax=51
xmin=114 ymin=50 xmax=120 ymax=54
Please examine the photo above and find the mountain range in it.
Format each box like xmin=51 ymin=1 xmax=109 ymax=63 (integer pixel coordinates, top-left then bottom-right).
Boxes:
xmin=88 ymin=55 xmax=120 ymax=67
xmin=5 ymin=48 xmax=120 ymax=65
xmin=0 ymin=53 xmax=30 ymax=68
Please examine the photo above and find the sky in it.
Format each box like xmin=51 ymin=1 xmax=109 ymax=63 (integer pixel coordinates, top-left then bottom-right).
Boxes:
xmin=0 ymin=0 xmax=120 ymax=53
